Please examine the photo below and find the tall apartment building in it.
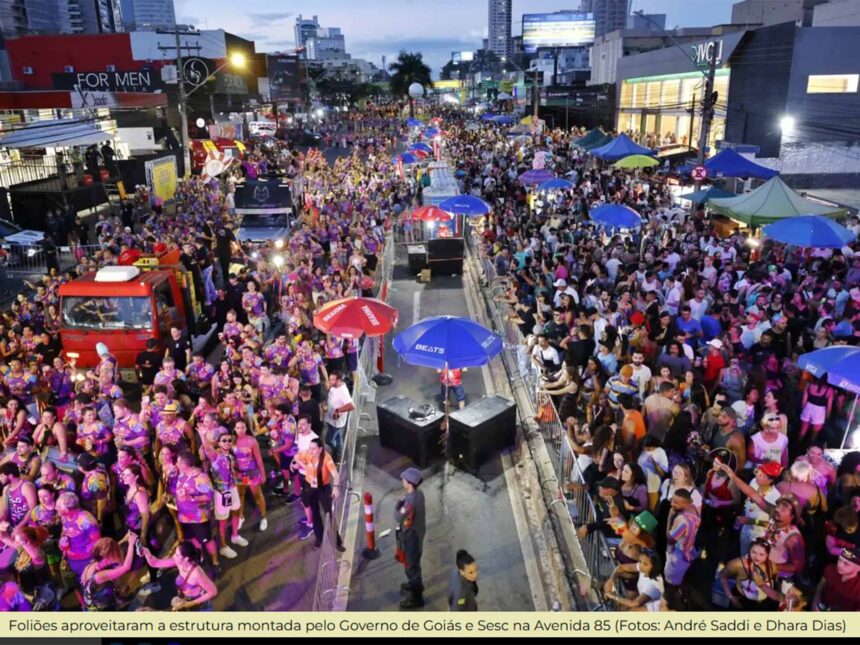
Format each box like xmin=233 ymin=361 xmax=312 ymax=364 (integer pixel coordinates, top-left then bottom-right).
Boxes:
xmin=0 ymin=0 xmax=64 ymax=35
xmin=119 ymin=0 xmax=175 ymax=30
xmin=581 ymin=0 xmax=630 ymax=38
xmin=294 ymin=13 xmax=319 ymax=56
xmin=487 ymin=0 xmax=511 ymax=58
xmin=305 ymin=26 xmax=346 ymax=60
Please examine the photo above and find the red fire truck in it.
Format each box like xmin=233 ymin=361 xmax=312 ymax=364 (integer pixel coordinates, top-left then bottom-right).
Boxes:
xmin=58 ymin=251 xmax=211 ymax=376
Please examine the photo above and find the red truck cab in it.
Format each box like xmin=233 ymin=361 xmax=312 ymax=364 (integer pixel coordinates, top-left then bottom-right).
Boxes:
xmin=59 ymin=256 xmax=204 ymax=374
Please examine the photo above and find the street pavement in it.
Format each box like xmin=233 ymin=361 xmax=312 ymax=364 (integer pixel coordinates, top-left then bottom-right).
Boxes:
xmin=343 ymin=243 xmax=536 ymax=612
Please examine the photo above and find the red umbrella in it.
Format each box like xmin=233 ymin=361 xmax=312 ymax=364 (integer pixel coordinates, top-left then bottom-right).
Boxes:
xmin=313 ymin=297 xmax=399 ymax=339
xmin=410 ymin=148 xmax=430 ymax=159
xmin=412 ymin=206 xmax=453 ymax=222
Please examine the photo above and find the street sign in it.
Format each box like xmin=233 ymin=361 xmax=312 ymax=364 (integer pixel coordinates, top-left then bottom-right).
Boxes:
xmin=691 ymin=165 xmax=708 ymax=181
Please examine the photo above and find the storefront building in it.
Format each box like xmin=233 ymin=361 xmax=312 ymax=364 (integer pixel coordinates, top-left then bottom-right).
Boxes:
xmin=615 ymin=31 xmax=746 ymax=151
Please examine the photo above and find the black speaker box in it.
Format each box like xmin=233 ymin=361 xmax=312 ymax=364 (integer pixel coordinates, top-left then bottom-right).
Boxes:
xmin=377 ymin=395 xmax=445 ymax=468
xmin=428 ymin=237 xmax=465 ymax=260
xmin=448 ymin=395 xmax=517 ymax=471
xmin=428 ymin=257 xmax=464 ymax=275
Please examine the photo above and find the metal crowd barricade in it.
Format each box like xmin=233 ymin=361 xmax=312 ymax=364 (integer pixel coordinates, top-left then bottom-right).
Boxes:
xmin=312 ymin=232 xmax=394 ymax=612
xmin=473 ymin=235 xmax=620 ymax=611
xmin=1 ymin=242 xmax=102 ymax=277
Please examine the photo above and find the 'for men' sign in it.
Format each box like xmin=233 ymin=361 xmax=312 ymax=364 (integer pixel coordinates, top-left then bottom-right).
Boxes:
xmin=53 ymin=70 xmax=165 ymax=93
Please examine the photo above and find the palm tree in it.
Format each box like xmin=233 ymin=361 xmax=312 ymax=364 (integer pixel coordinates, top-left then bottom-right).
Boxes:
xmin=388 ymin=51 xmax=433 ymax=117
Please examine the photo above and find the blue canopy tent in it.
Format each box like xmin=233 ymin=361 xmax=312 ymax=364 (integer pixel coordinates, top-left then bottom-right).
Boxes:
xmin=590 ymin=133 xmax=653 ymax=161
xmin=703 ymin=148 xmax=779 ymax=179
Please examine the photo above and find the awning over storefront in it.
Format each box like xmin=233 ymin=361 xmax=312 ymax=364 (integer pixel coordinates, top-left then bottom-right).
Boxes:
xmin=708 ymin=176 xmax=848 ymax=226
xmin=704 ymin=148 xmax=779 ymax=179
xmin=0 ymin=119 xmax=113 ymax=149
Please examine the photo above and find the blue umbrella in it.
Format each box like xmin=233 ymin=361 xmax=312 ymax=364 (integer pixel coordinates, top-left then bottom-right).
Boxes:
xmin=763 ymin=215 xmax=855 ymax=249
xmin=409 ymin=142 xmax=433 ymax=153
xmin=422 ymin=127 xmax=439 ymax=138
xmin=438 ymin=195 xmax=492 ymax=217
xmin=518 ymin=169 xmax=556 ymax=186
xmin=492 ymin=115 xmax=515 ymax=125
xmin=481 ymin=113 xmax=497 ymax=121
xmin=393 ymin=152 xmax=418 ymax=165
xmin=798 ymin=346 xmax=860 ymax=447
xmin=538 ymin=178 xmax=574 ymax=191
xmin=590 ymin=204 xmax=643 ymax=230
xmin=392 ymin=315 xmax=504 ymax=369
xmin=406 ymin=117 xmax=421 ymax=127
xmin=798 ymin=346 xmax=860 ymax=392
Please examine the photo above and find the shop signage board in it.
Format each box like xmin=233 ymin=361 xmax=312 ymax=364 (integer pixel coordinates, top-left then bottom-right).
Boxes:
xmin=54 ymin=70 xmax=165 ymax=93
xmin=691 ymin=165 xmax=708 ymax=181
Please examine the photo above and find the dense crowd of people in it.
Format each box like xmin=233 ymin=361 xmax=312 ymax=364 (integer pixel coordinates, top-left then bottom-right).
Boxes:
xmin=0 ymin=105 xmax=417 ymax=611
xmin=0 ymin=99 xmax=858 ymax=614
xmin=450 ymin=115 xmax=860 ymax=612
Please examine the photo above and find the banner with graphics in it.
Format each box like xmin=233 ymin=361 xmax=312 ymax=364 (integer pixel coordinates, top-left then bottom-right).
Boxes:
xmin=144 ymin=156 xmax=178 ymax=205
xmin=267 ymin=55 xmax=302 ymax=101
xmin=235 ymin=179 xmax=292 ymax=215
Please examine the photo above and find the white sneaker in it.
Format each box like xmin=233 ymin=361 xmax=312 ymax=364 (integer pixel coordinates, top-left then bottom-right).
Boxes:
xmin=259 ymin=518 xmax=268 ymax=532
xmin=231 ymin=534 xmax=249 ymax=547
xmin=219 ymin=545 xmax=238 ymax=559
xmin=138 ymin=582 xmax=161 ymax=597
xmin=238 ymin=517 xmax=245 ymax=530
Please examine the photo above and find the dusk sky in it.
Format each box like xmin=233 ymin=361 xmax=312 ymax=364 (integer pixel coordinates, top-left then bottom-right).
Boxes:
xmin=176 ymin=0 xmax=737 ymax=76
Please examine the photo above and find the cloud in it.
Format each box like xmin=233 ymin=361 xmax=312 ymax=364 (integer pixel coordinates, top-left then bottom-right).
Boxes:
xmin=247 ymin=12 xmax=295 ymax=27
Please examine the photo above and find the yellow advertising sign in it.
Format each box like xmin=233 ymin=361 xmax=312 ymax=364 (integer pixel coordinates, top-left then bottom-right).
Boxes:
xmin=145 ymin=156 xmax=178 ymax=204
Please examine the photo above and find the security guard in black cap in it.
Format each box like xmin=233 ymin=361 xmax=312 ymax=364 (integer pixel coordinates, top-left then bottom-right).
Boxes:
xmin=395 ymin=467 xmax=426 ymax=609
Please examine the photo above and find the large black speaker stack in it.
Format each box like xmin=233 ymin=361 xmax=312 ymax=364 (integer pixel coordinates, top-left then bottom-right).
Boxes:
xmin=377 ymin=395 xmax=445 ymax=468
xmin=428 ymin=238 xmax=464 ymax=275
xmin=448 ymin=395 xmax=517 ymax=471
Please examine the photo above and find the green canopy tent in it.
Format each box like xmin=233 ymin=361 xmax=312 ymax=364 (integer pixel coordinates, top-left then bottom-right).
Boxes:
xmin=707 ymin=176 xmax=847 ymax=227
xmin=573 ymin=128 xmax=605 ymax=149
xmin=581 ymin=133 xmax=614 ymax=151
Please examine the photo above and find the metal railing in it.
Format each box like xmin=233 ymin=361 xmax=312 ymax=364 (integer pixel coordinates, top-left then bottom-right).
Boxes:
xmin=0 ymin=154 xmax=118 ymax=191
xmin=1 ymin=242 xmax=104 ymax=277
xmin=470 ymin=224 xmax=619 ymax=611
xmin=312 ymin=231 xmax=394 ymax=612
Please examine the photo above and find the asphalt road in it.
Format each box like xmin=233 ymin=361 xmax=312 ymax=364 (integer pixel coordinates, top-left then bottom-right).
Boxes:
xmin=342 ymin=243 xmax=537 ymax=612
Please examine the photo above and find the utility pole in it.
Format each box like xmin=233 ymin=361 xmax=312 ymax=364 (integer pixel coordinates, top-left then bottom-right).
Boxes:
xmin=696 ymin=53 xmax=718 ymax=189
xmin=698 ymin=53 xmax=718 ymax=166
xmin=158 ymin=26 xmax=202 ymax=178
xmin=532 ymin=68 xmax=539 ymax=119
